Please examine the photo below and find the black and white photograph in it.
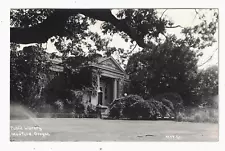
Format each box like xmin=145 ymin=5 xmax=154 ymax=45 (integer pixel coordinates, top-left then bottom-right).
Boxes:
xmin=9 ymin=8 xmax=219 ymax=142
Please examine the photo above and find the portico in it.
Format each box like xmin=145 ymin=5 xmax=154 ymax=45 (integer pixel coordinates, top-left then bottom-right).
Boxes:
xmin=83 ymin=56 xmax=129 ymax=107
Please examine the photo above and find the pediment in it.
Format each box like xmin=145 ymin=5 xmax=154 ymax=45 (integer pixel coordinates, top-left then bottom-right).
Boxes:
xmin=97 ymin=57 xmax=125 ymax=73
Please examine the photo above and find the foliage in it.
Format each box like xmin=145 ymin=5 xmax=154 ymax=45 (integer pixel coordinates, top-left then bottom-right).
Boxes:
xmin=154 ymin=93 xmax=184 ymax=113
xmin=193 ymin=65 xmax=218 ymax=107
xmin=10 ymin=9 xmax=54 ymax=28
xmin=42 ymin=53 xmax=103 ymax=107
xmin=84 ymin=103 xmax=98 ymax=118
xmin=102 ymin=9 xmax=168 ymax=43
xmin=10 ymin=45 xmax=52 ymax=108
xmin=108 ymin=95 xmax=174 ymax=120
xmin=126 ymin=36 xmax=218 ymax=107
xmin=180 ymin=9 xmax=218 ymax=50
xmin=176 ymin=107 xmax=218 ymax=123
xmin=155 ymin=98 xmax=174 ymax=111
xmin=10 ymin=9 xmax=218 ymax=116
xmin=54 ymin=99 xmax=64 ymax=112
xmin=68 ymin=90 xmax=85 ymax=114
xmin=10 ymin=9 xmax=218 ymax=58
xmin=199 ymin=66 xmax=218 ymax=96
xmin=146 ymin=99 xmax=174 ymax=118
xmin=10 ymin=42 xmax=106 ymax=112
xmin=121 ymin=95 xmax=146 ymax=119
xmin=126 ymin=36 xmax=199 ymax=105
xmin=109 ymin=95 xmax=142 ymax=119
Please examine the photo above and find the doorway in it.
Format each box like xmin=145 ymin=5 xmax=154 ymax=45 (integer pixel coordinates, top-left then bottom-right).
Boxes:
xmin=100 ymin=76 xmax=113 ymax=106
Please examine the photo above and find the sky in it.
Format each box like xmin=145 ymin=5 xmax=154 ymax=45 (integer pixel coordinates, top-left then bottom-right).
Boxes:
xmin=20 ymin=9 xmax=218 ymax=70
xmin=157 ymin=9 xmax=218 ymax=69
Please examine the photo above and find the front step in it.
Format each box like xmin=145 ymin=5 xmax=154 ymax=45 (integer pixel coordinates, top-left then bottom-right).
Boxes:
xmin=96 ymin=105 xmax=109 ymax=119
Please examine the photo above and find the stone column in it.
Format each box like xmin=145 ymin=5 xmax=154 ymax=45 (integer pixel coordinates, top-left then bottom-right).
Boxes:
xmin=96 ymin=74 xmax=101 ymax=105
xmin=117 ymin=78 xmax=121 ymax=97
xmin=113 ymin=78 xmax=117 ymax=100
xmin=97 ymin=74 xmax=100 ymax=92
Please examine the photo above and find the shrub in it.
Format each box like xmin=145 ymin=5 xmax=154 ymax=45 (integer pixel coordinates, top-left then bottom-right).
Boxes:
xmin=37 ymin=103 xmax=55 ymax=113
xmin=54 ymin=99 xmax=64 ymax=112
xmin=146 ymin=100 xmax=162 ymax=119
xmin=146 ymin=99 xmax=174 ymax=118
xmin=122 ymin=99 xmax=149 ymax=119
xmin=108 ymin=95 xmax=174 ymax=120
xmin=160 ymin=98 xmax=174 ymax=111
xmin=194 ymin=114 xmax=201 ymax=122
xmin=109 ymin=101 xmax=123 ymax=119
xmin=176 ymin=112 xmax=185 ymax=122
xmin=121 ymin=95 xmax=146 ymax=119
xmin=175 ymin=107 xmax=218 ymax=123
xmin=85 ymin=103 xmax=98 ymax=118
xmin=68 ymin=90 xmax=85 ymax=114
xmin=155 ymin=92 xmax=184 ymax=114
xmin=109 ymin=95 xmax=144 ymax=119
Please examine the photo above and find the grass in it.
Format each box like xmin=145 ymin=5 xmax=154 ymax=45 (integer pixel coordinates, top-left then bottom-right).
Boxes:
xmin=10 ymin=105 xmax=218 ymax=141
xmin=10 ymin=118 xmax=218 ymax=141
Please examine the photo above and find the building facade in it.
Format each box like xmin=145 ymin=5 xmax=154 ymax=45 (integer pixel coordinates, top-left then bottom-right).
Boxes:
xmin=82 ymin=56 xmax=129 ymax=106
xmin=49 ymin=55 xmax=129 ymax=107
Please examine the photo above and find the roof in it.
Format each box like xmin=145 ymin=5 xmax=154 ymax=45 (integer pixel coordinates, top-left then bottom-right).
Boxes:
xmin=48 ymin=55 xmax=127 ymax=76
xmin=96 ymin=56 xmax=125 ymax=73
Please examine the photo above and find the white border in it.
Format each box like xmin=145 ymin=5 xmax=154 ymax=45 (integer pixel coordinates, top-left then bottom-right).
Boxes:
xmin=1 ymin=0 xmax=224 ymax=151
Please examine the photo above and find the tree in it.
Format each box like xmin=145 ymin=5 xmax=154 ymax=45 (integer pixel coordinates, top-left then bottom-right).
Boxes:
xmin=10 ymin=9 xmax=218 ymax=52
xmin=126 ymin=35 xmax=199 ymax=105
xmin=193 ymin=65 xmax=218 ymax=107
xmin=10 ymin=45 xmax=52 ymax=108
xmin=10 ymin=9 xmax=165 ymax=48
xmin=10 ymin=9 xmax=218 ymax=108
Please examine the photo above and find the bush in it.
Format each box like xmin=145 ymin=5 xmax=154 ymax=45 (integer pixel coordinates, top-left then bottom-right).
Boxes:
xmin=85 ymin=103 xmax=98 ymax=118
xmin=175 ymin=107 xmax=218 ymax=123
xmin=66 ymin=90 xmax=85 ymax=114
xmin=109 ymin=95 xmax=144 ymax=119
xmin=109 ymin=101 xmax=123 ymax=119
xmin=155 ymin=92 xmax=184 ymax=114
xmin=194 ymin=114 xmax=201 ymax=122
xmin=121 ymin=95 xmax=146 ymax=119
xmin=54 ymin=99 xmax=64 ymax=112
xmin=36 ymin=103 xmax=55 ymax=113
xmin=122 ymin=99 xmax=149 ymax=119
xmin=146 ymin=99 xmax=174 ymax=118
xmin=159 ymin=98 xmax=174 ymax=111
xmin=108 ymin=95 xmax=174 ymax=120
xmin=176 ymin=112 xmax=185 ymax=122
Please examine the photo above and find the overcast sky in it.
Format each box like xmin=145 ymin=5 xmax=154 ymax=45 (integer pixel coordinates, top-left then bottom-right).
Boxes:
xmin=158 ymin=9 xmax=218 ymax=69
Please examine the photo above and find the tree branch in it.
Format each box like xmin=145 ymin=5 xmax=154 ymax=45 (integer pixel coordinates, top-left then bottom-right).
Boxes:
xmin=128 ymin=43 xmax=138 ymax=54
xmin=11 ymin=10 xmax=76 ymax=44
xmin=198 ymin=48 xmax=218 ymax=67
xmin=10 ymin=9 xmax=153 ymax=48
xmin=192 ymin=9 xmax=199 ymax=23
xmin=160 ymin=9 xmax=168 ymax=20
xmin=165 ymin=25 xmax=184 ymax=28
xmin=194 ymin=9 xmax=199 ymax=15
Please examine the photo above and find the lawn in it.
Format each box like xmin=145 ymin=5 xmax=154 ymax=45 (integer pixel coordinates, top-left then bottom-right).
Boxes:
xmin=10 ymin=118 xmax=218 ymax=141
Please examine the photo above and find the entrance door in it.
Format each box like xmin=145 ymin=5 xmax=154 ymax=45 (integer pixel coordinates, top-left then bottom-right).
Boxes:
xmin=101 ymin=81 xmax=113 ymax=106
xmin=100 ymin=77 xmax=114 ymax=106
xmin=100 ymin=82 xmax=106 ymax=105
